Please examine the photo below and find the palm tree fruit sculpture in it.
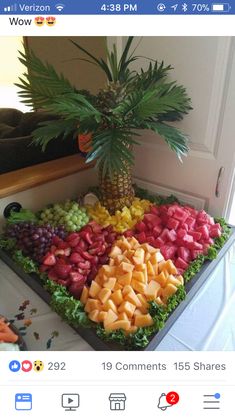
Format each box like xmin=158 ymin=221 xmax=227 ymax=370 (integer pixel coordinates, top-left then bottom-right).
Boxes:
xmin=16 ymin=37 xmax=192 ymax=213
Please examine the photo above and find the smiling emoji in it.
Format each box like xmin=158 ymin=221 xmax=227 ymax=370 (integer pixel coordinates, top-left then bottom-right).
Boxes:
xmin=34 ymin=16 xmax=45 ymax=26
xmin=46 ymin=16 xmax=56 ymax=26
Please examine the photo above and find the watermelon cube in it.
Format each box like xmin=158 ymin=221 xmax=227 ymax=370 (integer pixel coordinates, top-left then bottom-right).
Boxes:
xmin=175 ymin=257 xmax=189 ymax=270
xmin=188 ymin=231 xmax=202 ymax=241
xmin=196 ymin=225 xmax=209 ymax=240
xmin=185 ymin=216 xmax=196 ymax=229
xmin=154 ymin=237 xmax=165 ymax=247
xmin=160 ymin=244 xmax=177 ymax=260
xmin=153 ymin=225 xmax=162 ymax=237
xmin=191 ymin=249 xmax=204 ymax=259
xmin=167 ymin=229 xmax=177 ymax=242
xmin=209 ymin=224 xmax=222 ymax=238
xmin=136 ymin=232 xmax=147 ymax=244
xmin=144 ymin=213 xmax=162 ymax=226
xmin=178 ymin=246 xmax=191 ymax=262
xmin=167 ymin=217 xmax=180 ymax=230
xmin=173 ymin=207 xmax=189 ymax=222
xmin=135 ymin=221 xmax=146 ymax=233
xmin=177 ymin=228 xmax=187 ymax=239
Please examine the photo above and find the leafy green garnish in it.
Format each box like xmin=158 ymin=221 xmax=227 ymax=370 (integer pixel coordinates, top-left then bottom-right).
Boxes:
xmin=7 ymin=208 xmax=38 ymax=224
xmin=0 ymin=237 xmax=16 ymax=251
xmin=12 ymin=250 xmax=39 ymax=274
xmin=45 ymin=280 xmax=91 ymax=328
xmin=134 ymin=185 xmax=179 ymax=205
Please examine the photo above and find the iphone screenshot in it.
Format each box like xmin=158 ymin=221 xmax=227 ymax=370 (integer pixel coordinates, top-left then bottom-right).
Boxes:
xmin=0 ymin=0 xmax=234 ymax=416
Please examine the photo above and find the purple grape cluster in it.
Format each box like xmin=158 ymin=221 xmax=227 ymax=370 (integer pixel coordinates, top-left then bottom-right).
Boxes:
xmin=5 ymin=222 xmax=67 ymax=262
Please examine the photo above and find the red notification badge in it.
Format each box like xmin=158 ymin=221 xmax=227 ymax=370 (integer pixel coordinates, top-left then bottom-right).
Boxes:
xmin=166 ymin=391 xmax=180 ymax=405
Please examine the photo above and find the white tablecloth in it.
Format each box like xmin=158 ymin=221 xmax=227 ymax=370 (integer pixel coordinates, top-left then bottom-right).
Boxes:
xmin=0 ymin=242 xmax=235 ymax=351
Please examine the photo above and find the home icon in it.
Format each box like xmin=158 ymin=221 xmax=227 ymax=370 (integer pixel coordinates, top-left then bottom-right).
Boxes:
xmin=109 ymin=393 xmax=127 ymax=411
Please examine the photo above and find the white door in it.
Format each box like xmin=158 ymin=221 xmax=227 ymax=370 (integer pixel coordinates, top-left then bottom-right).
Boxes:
xmin=110 ymin=37 xmax=235 ymax=218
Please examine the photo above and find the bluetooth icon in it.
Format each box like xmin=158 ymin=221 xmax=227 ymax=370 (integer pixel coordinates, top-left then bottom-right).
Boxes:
xmin=182 ymin=3 xmax=188 ymax=12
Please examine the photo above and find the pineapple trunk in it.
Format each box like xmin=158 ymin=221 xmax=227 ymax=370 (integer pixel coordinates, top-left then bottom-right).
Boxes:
xmin=99 ymin=164 xmax=135 ymax=214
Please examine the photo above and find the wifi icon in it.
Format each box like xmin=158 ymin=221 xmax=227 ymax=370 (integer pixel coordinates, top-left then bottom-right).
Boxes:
xmin=55 ymin=3 xmax=65 ymax=12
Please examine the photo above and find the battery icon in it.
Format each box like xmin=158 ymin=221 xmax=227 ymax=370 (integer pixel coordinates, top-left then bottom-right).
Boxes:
xmin=212 ymin=3 xmax=231 ymax=12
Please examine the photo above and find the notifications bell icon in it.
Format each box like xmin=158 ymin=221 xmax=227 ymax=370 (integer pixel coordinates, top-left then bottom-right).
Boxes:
xmin=157 ymin=392 xmax=180 ymax=411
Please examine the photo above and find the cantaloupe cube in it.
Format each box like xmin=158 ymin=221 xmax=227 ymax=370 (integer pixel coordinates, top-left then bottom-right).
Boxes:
xmin=136 ymin=294 xmax=149 ymax=314
xmin=111 ymin=289 xmax=123 ymax=306
xmin=113 ymin=282 xmax=123 ymax=291
xmin=119 ymin=262 xmax=134 ymax=273
xmin=118 ymin=312 xmax=129 ymax=321
xmin=161 ymin=283 xmax=178 ymax=298
xmin=89 ymin=281 xmax=102 ymax=298
xmin=118 ymin=272 xmax=132 ymax=286
xmin=118 ymin=301 xmax=136 ymax=318
xmin=109 ymin=245 xmax=122 ymax=258
xmin=177 ymin=275 xmax=184 ymax=285
xmin=164 ymin=260 xmax=178 ymax=275
xmin=131 ymin=279 xmax=146 ymax=294
xmin=80 ymin=286 xmax=89 ymax=304
xmin=125 ymin=325 xmax=138 ymax=334
xmin=141 ymin=243 xmax=156 ymax=253
xmin=158 ymin=260 xmax=166 ymax=272
xmin=145 ymin=280 xmax=161 ymax=300
xmin=85 ymin=299 xmax=102 ymax=313
xmin=100 ymin=265 xmax=116 ymax=277
xmin=109 ymin=258 xmax=115 ymax=266
xmin=132 ymin=271 xmax=146 ymax=283
xmin=134 ymin=313 xmax=154 ymax=327
xmin=144 ymin=253 xmax=151 ymax=262
xmin=162 ymin=269 xmax=169 ymax=279
xmin=98 ymin=288 xmax=112 ymax=304
xmin=133 ymin=248 xmax=145 ymax=265
xmin=120 ymin=238 xmax=132 ymax=250
xmin=135 ymin=263 xmax=146 ymax=272
xmin=95 ymin=276 xmax=103 ymax=286
xmin=102 ymin=299 xmax=118 ymax=314
xmin=151 ymin=252 xmax=164 ymax=264
xmin=88 ymin=309 xmax=100 ymax=323
xmin=124 ymin=289 xmax=142 ymax=307
xmin=104 ymin=309 xmax=119 ymax=328
xmin=154 ymin=271 xmax=167 ymax=287
xmin=129 ymin=236 xmax=139 ymax=247
xmin=122 ymin=285 xmax=133 ymax=296
xmin=106 ymin=319 xmax=131 ymax=331
xmin=167 ymin=275 xmax=181 ymax=287
xmin=115 ymin=254 xmax=125 ymax=265
xmin=103 ymin=277 xmax=117 ymax=290
xmin=146 ymin=261 xmax=156 ymax=276
xmin=156 ymin=296 xmax=164 ymax=306
xmin=98 ymin=311 xmax=108 ymax=322
xmin=133 ymin=308 xmax=142 ymax=316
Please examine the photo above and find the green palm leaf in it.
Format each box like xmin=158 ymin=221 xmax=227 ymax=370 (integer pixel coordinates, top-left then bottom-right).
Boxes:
xmin=15 ymin=49 xmax=76 ymax=108
xmin=32 ymin=119 xmax=78 ymax=151
xmin=145 ymin=121 xmax=189 ymax=161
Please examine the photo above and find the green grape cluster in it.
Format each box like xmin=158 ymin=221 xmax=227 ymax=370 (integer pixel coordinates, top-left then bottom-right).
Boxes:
xmin=39 ymin=200 xmax=89 ymax=232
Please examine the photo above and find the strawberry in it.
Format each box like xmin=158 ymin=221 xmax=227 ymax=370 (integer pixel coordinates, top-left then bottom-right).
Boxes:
xmin=43 ymin=253 xmax=56 ymax=266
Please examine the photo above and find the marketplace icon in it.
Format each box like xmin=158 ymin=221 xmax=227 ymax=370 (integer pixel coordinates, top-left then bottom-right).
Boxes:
xmin=109 ymin=393 xmax=126 ymax=411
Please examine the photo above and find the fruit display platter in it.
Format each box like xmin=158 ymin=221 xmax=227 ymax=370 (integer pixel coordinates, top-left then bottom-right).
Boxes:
xmin=0 ymin=186 xmax=233 ymax=350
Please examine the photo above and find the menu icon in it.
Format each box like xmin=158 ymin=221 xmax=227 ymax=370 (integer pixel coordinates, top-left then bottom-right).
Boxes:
xmin=203 ymin=393 xmax=221 ymax=409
